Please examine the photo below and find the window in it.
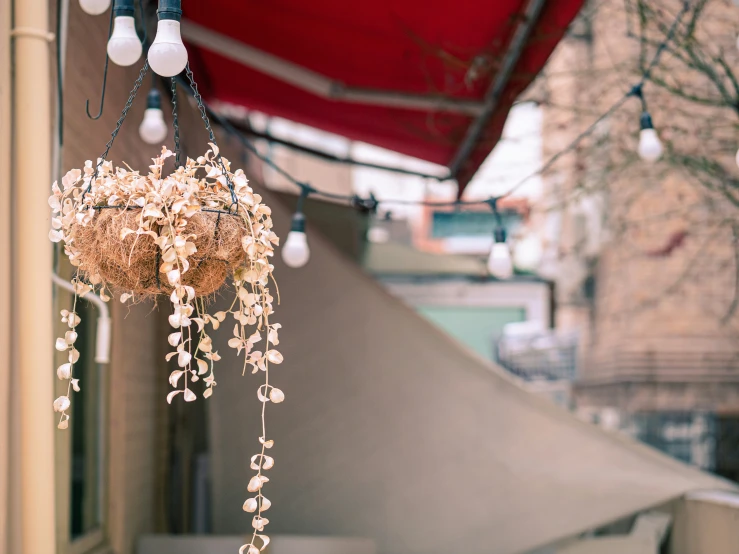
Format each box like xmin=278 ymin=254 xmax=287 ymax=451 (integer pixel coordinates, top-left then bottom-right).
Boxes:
xmin=430 ymin=210 xmax=523 ymax=239
xmin=70 ymin=298 xmax=104 ymax=540
xmin=632 ymin=412 xmax=716 ymax=471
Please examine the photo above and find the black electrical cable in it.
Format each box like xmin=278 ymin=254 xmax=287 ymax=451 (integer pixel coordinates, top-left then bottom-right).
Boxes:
xmin=78 ymin=0 xmax=691 ymax=215
xmin=177 ymin=0 xmax=687 ymax=213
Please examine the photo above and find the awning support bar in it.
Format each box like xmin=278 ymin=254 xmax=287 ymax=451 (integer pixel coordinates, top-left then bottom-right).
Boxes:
xmin=447 ymin=0 xmax=547 ymax=179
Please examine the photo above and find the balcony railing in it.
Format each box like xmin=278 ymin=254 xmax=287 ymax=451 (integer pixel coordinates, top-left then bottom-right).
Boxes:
xmin=495 ymin=328 xmax=578 ymax=382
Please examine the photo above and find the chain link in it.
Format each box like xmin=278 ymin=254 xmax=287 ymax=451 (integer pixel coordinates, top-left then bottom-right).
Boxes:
xmin=85 ymin=61 xmax=150 ymax=194
xmin=185 ymin=63 xmax=238 ymax=206
xmin=171 ymin=77 xmax=181 ymax=169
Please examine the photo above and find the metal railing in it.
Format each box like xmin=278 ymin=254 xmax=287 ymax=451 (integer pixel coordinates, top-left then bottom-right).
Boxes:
xmin=495 ymin=328 xmax=579 ymax=382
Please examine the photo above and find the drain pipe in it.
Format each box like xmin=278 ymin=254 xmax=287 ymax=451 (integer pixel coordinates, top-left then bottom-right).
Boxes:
xmin=51 ymin=274 xmax=111 ymax=364
xmin=12 ymin=0 xmax=56 ymax=550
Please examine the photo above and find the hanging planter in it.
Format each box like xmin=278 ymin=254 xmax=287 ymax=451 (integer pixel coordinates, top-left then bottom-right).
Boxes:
xmin=55 ymin=148 xmax=260 ymax=298
xmin=50 ymin=58 xmax=282 ymax=554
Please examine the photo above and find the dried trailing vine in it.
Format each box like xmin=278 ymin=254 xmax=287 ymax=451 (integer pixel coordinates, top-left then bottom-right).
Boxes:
xmin=50 ymin=145 xmax=283 ymax=552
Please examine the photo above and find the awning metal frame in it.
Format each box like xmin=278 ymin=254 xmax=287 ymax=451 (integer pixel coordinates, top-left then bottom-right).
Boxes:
xmin=181 ymin=0 xmax=547 ymax=184
xmin=447 ymin=0 xmax=547 ymax=178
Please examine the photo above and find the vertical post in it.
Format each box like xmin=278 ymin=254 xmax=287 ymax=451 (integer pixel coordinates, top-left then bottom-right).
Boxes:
xmin=12 ymin=0 xmax=57 ymax=552
xmin=0 ymin=0 xmax=11 ymax=550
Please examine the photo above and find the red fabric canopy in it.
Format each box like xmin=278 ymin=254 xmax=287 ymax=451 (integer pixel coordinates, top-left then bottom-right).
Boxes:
xmin=181 ymin=0 xmax=583 ymax=192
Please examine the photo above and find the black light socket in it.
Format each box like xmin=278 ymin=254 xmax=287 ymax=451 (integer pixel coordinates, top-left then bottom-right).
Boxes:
xmin=640 ymin=111 xmax=654 ymax=131
xmin=493 ymin=227 xmax=507 ymax=244
xmin=290 ymin=212 xmax=306 ymax=233
xmin=157 ymin=0 xmax=183 ymax=21
xmin=113 ymin=0 xmax=135 ymax=17
xmin=146 ymin=89 xmax=162 ymax=110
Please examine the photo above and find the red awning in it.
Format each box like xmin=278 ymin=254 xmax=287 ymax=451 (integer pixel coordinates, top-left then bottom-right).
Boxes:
xmin=180 ymin=0 xmax=583 ymax=192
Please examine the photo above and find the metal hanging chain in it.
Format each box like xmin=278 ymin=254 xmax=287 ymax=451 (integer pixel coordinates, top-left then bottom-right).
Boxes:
xmin=171 ymin=77 xmax=182 ymax=169
xmin=85 ymin=61 xmax=150 ymax=195
xmin=184 ymin=63 xmax=238 ymax=207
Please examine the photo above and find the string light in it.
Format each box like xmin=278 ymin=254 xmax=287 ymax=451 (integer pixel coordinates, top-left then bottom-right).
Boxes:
xmin=148 ymin=0 xmax=188 ymax=77
xmin=159 ymin=3 xmax=689 ymax=272
xmin=80 ymin=0 xmax=111 ymax=15
xmin=106 ymin=0 xmax=142 ymax=67
xmin=485 ymin=199 xmax=514 ymax=279
xmin=281 ymin=185 xmax=312 ymax=269
xmin=638 ymin=111 xmax=663 ymax=162
xmin=631 ymin=84 xmax=663 ymax=163
xmin=139 ymin=89 xmax=168 ymax=144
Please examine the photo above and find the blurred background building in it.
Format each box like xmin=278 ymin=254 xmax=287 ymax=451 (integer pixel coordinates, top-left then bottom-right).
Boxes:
xmin=534 ymin=0 xmax=739 ymax=483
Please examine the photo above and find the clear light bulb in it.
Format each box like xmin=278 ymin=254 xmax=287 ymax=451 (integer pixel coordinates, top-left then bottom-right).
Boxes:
xmin=107 ymin=15 xmax=142 ymax=66
xmin=487 ymin=242 xmax=513 ymax=279
xmin=80 ymin=0 xmax=111 ymax=15
xmin=139 ymin=89 xmax=168 ymax=144
xmin=282 ymin=231 xmax=310 ymax=268
xmin=148 ymin=20 xmax=188 ymax=77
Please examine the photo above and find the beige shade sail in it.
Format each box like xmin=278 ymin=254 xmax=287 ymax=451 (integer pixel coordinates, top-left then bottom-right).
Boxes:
xmin=206 ymin=194 xmax=732 ymax=554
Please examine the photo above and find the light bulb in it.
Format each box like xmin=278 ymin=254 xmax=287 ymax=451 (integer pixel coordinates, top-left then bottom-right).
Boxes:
xmin=513 ymin=234 xmax=543 ymax=272
xmin=638 ymin=129 xmax=663 ymax=162
xmin=282 ymin=231 xmax=310 ymax=268
xmin=488 ymin=242 xmax=513 ymax=279
xmin=367 ymin=226 xmax=390 ymax=244
xmin=638 ymin=112 xmax=663 ymax=162
xmin=282 ymin=213 xmax=310 ymax=268
xmin=139 ymin=109 xmax=168 ymax=144
xmin=139 ymin=90 xmax=168 ymax=144
xmin=79 ymin=0 xmax=111 ymax=15
xmin=148 ymin=10 xmax=188 ymax=77
xmin=107 ymin=14 xmax=142 ymax=66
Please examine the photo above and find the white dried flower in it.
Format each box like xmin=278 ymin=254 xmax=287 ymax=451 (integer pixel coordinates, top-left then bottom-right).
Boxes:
xmin=53 ymin=396 xmax=70 ymax=413
xmin=57 ymin=363 xmax=72 ymax=380
xmin=269 ymin=388 xmax=285 ymax=403
xmin=252 ymin=516 xmax=269 ymax=531
xmin=247 ymin=475 xmax=263 ymax=492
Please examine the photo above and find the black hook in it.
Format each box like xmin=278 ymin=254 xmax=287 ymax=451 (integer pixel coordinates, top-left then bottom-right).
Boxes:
xmin=85 ymin=7 xmax=115 ymax=120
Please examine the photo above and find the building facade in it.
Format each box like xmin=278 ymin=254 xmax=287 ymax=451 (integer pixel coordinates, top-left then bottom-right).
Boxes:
xmin=538 ymin=0 xmax=739 ymax=480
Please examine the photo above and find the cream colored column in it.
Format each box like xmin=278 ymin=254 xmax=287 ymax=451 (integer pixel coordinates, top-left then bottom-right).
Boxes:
xmin=12 ymin=0 xmax=56 ymax=552
xmin=0 ymin=0 xmax=11 ymax=551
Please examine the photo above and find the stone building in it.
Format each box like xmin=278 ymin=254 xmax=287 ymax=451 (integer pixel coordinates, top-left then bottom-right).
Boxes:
xmin=538 ymin=0 xmax=739 ymax=480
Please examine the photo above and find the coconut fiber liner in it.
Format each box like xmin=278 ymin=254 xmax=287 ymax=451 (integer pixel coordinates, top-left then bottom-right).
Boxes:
xmin=73 ymin=209 xmax=247 ymax=298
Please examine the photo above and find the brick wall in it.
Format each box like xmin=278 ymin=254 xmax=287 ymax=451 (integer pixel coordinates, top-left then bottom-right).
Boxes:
xmin=538 ymin=0 xmax=739 ymax=411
